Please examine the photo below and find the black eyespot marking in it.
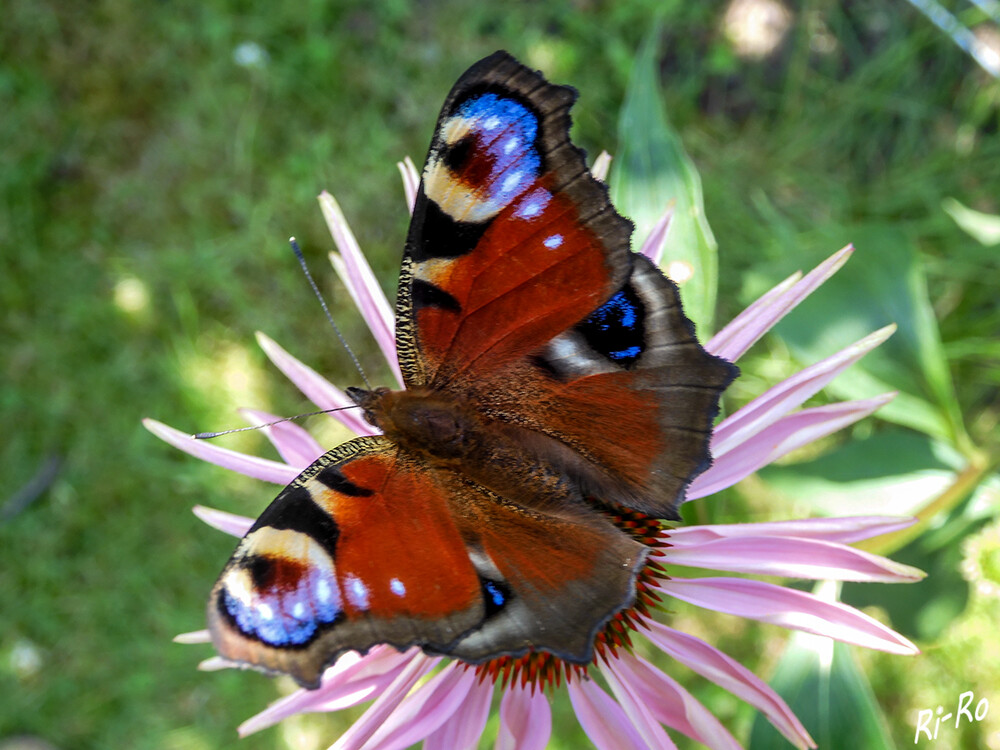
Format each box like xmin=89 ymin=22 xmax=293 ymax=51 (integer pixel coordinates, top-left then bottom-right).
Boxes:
xmin=576 ymin=285 xmax=646 ymax=368
xmin=246 ymin=555 xmax=275 ymax=589
xmin=408 ymin=199 xmax=489 ymax=261
xmin=411 ymin=279 xmax=461 ymax=313
xmin=317 ymin=465 xmax=375 ymax=497
xmin=480 ymin=578 xmax=512 ymax=618
xmin=442 ymin=134 xmax=476 ymax=173
xmin=252 ymin=484 xmax=340 ymax=555
xmin=528 ymin=353 xmax=561 ymax=379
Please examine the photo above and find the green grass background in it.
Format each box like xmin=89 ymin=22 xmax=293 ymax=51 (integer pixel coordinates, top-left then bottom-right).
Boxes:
xmin=2 ymin=2 xmax=999 ymax=749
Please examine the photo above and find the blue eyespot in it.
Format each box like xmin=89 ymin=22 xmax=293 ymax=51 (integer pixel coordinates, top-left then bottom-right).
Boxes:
xmin=454 ymin=94 xmax=541 ymax=206
xmin=578 ymin=287 xmax=646 ymax=368
xmin=484 ymin=580 xmax=506 ymax=608
xmin=225 ymin=589 xmax=320 ymax=646
xmin=457 ymin=94 xmax=538 ymax=144
xmin=223 ymin=562 xmax=342 ymax=646
xmin=590 ymin=291 xmax=638 ymax=329
xmin=609 ymin=345 xmax=642 ymax=361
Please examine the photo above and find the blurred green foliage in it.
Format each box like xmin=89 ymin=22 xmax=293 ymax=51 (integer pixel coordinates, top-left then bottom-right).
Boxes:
xmin=2 ymin=1 xmax=998 ymax=749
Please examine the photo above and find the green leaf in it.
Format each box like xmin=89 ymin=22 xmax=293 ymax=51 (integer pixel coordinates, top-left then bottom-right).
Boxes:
xmin=770 ymin=223 xmax=965 ymax=446
xmin=942 ymin=198 xmax=1000 ymax=246
xmin=610 ymin=28 xmax=718 ymax=334
xmin=749 ymin=590 xmax=896 ymax=750
xmin=759 ymin=429 xmax=960 ymax=518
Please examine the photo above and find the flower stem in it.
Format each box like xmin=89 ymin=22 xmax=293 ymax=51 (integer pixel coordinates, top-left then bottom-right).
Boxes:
xmin=856 ymin=447 xmax=996 ymax=556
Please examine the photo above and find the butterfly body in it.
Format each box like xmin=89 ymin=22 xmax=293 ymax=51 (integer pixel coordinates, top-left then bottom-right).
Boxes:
xmin=348 ymin=385 xmax=654 ymax=516
xmin=208 ymin=51 xmax=737 ymax=689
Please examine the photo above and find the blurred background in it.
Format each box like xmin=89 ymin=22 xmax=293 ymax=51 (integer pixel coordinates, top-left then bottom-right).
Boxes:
xmin=2 ymin=1 xmax=998 ymax=749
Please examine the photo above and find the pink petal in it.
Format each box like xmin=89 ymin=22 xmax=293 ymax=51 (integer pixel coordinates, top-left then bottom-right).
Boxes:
xmin=328 ymin=653 xmax=440 ymax=750
xmin=397 ymin=157 xmax=420 ymax=214
xmin=255 ymin=332 xmax=374 ymax=436
xmin=239 ymin=408 xmax=324 ymax=469
xmin=423 ymin=676 xmax=494 ymax=750
xmin=605 ymin=653 xmax=741 ymax=750
xmin=710 ymin=271 xmax=802 ymax=355
xmin=688 ymin=395 xmax=894 ymax=499
xmin=192 ymin=505 xmax=253 ymax=537
xmin=173 ymin=630 xmax=211 ymax=644
xmin=328 ymin=250 xmax=404 ymax=388
xmin=495 ymin=684 xmax=552 ymax=750
xmin=710 ymin=325 xmax=895 ymax=460
xmin=142 ymin=418 xmax=297 ymax=484
xmin=639 ymin=204 xmax=675 ymax=265
xmin=641 ymin=620 xmax=814 ymax=749
xmin=669 ymin=516 xmax=917 ymax=546
xmin=567 ymin=678 xmax=651 ymax=750
xmin=657 ymin=577 xmax=919 ymax=654
xmin=664 ymin=534 xmax=924 ymax=582
xmin=317 ymin=192 xmax=400 ymax=385
xmin=707 ymin=246 xmax=854 ymax=362
xmin=239 ymin=646 xmax=418 ymax=736
xmin=358 ymin=662 xmax=477 ymax=750
xmin=598 ymin=659 xmax=679 ymax=749
xmin=198 ymin=656 xmax=233 ymax=672
xmin=592 ymin=151 xmax=612 ymax=181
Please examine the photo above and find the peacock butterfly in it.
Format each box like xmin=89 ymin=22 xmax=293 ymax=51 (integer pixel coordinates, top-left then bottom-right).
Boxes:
xmin=208 ymin=51 xmax=738 ymax=689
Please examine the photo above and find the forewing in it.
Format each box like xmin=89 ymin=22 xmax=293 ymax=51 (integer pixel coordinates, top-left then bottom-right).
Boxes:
xmin=208 ymin=437 xmax=485 ymax=688
xmin=396 ymin=51 xmax=633 ymax=388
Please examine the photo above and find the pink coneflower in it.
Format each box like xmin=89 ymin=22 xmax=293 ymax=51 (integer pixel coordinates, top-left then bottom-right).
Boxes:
xmin=146 ymin=156 xmax=922 ymax=749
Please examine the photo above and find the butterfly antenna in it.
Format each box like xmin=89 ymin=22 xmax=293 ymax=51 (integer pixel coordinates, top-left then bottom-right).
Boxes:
xmin=289 ymin=237 xmax=372 ymax=390
xmin=193 ymin=405 xmax=361 ymax=439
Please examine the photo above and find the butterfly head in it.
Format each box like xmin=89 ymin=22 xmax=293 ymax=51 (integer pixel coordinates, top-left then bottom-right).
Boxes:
xmin=346 ymin=385 xmax=389 ymax=428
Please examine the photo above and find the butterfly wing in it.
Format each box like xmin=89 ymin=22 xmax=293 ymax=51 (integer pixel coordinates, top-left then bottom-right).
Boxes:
xmin=208 ymin=436 xmax=646 ymax=687
xmin=398 ymin=51 xmax=736 ymax=519
xmin=208 ymin=437 xmax=480 ymax=687
xmin=441 ymin=482 xmax=647 ymax=665
xmin=208 ymin=52 xmax=734 ymax=687
xmin=396 ymin=50 xmax=633 ymax=388
xmin=473 ymin=252 xmax=738 ymax=519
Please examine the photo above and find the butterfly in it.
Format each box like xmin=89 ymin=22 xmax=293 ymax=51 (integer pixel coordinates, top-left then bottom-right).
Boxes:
xmin=208 ymin=50 xmax=738 ymax=689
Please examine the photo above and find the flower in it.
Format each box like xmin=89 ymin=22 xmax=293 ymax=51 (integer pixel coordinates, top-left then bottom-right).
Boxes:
xmin=146 ymin=155 xmax=923 ymax=749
